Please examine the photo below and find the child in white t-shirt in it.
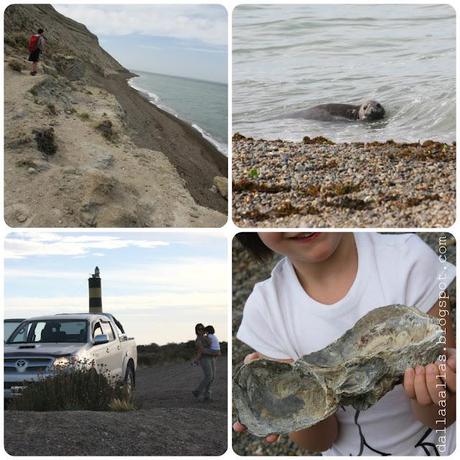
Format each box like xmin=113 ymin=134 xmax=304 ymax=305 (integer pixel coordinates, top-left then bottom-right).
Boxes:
xmin=205 ymin=325 xmax=221 ymax=353
xmin=193 ymin=325 xmax=221 ymax=364
xmin=234 ymin=232 xmax=456 ymax=456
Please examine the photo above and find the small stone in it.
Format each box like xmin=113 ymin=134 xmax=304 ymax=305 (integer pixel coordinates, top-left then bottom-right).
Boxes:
xmin=15 ymin=211 xmax=28 ymax=223
xmin=213 ymin=176 xmax=228 ymax=199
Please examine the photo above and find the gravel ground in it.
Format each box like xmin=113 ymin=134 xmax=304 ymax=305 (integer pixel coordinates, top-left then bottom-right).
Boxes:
xmin=232 ymin=233 xmax=456 ymax=456
xmin=232 ymin=135 xmax=455 ymax=228
xmin=5 ymin=359 xmax=227 ymax=456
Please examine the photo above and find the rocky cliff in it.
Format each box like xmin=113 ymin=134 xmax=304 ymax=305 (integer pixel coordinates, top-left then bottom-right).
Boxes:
xmin=5 ymin=4 xmax=129 ymax=80
xmin=4 ymin=4 xmax=227 ymax=227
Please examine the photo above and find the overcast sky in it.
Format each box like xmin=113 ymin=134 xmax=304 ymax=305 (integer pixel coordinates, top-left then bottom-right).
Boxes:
xmin=5 ymin=232 xmax=227 ymax=345
xmin=55 ymin=4 xmax=228 ymax=83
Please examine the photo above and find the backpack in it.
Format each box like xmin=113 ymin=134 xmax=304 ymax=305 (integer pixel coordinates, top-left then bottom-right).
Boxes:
xmin=28 ymin=34 xmax=40 ymax=52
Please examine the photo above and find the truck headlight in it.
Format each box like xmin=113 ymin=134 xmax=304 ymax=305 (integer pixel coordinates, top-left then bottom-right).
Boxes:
xmin=53 ymin=356 xmax=73 ymax=368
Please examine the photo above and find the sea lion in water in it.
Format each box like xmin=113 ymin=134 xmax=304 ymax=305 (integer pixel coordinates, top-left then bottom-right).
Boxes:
xmin=284 ymin=100 xmax=385 ymax=122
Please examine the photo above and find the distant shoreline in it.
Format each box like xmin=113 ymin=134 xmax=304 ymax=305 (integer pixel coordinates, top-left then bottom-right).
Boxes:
xmin=128 ymin=74 xmax=228 ymax=156
xmin=94 ymin=70 xmax=228 ymax=214
xmin=130 ymin=68 xmax=227 ymax=87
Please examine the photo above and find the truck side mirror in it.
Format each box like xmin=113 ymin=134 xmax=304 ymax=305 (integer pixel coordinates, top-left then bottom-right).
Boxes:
xmin=93 ymin=334 xmax=109 ymax=345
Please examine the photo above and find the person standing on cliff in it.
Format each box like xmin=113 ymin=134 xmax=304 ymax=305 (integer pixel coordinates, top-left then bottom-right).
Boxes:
xmin=28 ymin=28 xmax=46 ymax=76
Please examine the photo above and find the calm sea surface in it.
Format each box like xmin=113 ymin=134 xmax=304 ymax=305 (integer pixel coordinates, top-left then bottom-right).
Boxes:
xmin=233 ymin=4 xmax=456 ymax=143
xmin=129 ymin=71 xmax=228 ymax=154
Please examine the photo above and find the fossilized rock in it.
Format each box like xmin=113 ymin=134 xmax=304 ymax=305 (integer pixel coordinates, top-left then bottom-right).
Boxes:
xmin=233 ymin=305 xmax=443 ymax=437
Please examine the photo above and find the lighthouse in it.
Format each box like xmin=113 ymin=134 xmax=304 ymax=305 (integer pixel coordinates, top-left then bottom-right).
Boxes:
xmin=88 ymin=266 xmax=102 ymax=313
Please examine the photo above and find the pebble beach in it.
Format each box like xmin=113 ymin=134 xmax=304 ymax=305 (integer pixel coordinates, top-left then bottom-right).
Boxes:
xmin=232 ymin=134 xmax=455 ymax=228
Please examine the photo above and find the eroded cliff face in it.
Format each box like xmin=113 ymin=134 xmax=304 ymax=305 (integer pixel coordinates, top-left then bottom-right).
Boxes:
xmin=5 ymin=4 xmax=129 ymax=81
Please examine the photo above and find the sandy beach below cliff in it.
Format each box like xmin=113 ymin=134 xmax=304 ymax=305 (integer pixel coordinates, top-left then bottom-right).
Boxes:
xmin=98 ymin=72 xmax=228 ymax=213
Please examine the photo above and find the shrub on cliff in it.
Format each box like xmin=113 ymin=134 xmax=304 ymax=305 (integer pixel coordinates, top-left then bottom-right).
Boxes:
xmin=96 ymin=119 xmax=117 ymax=142
xmin=8 ymin=59 xmax=23 ymax=72
xmin=33 ymin=127 xmax=57 ymax=155
xmin=137 ymin=340 xmax=228 ymax=366
xmin=4 ymin=32 xmax=29 ymax=50
xmin=78 ymin=112 xmax=90 ymax=120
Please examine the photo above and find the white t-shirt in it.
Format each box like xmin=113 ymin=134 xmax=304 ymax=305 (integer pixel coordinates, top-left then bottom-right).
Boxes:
xmin=237 ymin=233 xmax=456 ymax=456
xmin=208 ymin=333 xmax=221 ymax=351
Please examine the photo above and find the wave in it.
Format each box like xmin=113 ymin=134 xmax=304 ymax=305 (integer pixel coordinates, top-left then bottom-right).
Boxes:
xmin=128 ymin=77 xmax=228 ymax=156
xmin=192 ymin=123 xmax=228 ymax=156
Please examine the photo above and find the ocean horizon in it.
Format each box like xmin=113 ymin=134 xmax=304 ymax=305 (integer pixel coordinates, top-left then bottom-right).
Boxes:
xmin=129 ymin=69 xmax=228 ymax=155
xmin=132 ymin=69 xmax=227 ymax=87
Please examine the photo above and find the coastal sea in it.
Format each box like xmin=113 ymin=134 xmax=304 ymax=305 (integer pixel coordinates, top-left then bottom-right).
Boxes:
xmin=129 ymin=70 xmax=228 ymax=154
xmin=233 ymin=4 xmax=456 ymax=143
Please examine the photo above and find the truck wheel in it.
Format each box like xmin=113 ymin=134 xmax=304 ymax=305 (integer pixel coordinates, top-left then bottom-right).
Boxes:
xmin=123 ymin=365 xmax=135 ymax=400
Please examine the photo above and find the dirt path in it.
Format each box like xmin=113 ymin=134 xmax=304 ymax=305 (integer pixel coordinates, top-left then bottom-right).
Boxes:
xmin=4 ymin=360 xmax=227 ymax=456
xmin=135 ymin=358 xmax=227 ymax=413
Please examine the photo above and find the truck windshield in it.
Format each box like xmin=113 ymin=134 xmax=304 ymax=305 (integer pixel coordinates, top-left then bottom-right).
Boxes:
xmin=4 ymin=319 xmax=25 ymax=343
xmin=7 ymin=320 xmax=88 ymax=344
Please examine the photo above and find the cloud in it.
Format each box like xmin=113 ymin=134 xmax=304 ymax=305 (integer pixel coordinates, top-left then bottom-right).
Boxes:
xmin=54 ymin=5 xmax=227 ymax=46
xmin=138 ymin=44 xmax=225 ymax=54
xmin=183 ymin=47 xmax=226 ymax=54
xmin=5 ymin=293 xmax=226 ymax=316
xmin=4 ymin=234 xmax=169 ymax=259
xmin=4 ymin=258 xmax=227 ymax=294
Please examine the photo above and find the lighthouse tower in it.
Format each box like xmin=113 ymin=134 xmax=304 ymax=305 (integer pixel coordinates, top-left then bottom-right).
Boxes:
xmin=88 ymin=266 xmax=102 ymax=313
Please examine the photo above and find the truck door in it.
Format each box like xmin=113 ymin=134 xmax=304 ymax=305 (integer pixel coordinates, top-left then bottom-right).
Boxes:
xmin=90 ymin=321 xmax=111 ymax=374
xmin=100 ymin=320 xmax=123 ymax=381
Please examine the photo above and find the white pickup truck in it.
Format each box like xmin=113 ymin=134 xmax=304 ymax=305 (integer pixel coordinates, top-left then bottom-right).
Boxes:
xmin=4 ymin=313 xmax=137 ymax=398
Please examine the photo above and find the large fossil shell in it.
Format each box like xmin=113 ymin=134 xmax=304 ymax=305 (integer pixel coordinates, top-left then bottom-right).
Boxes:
xmin=233 ymin=305 xmax=443 ymax=437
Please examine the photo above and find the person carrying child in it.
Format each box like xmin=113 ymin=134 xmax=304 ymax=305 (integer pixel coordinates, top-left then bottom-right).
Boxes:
xmin=193 ymin=323 xmax=221 ymax=402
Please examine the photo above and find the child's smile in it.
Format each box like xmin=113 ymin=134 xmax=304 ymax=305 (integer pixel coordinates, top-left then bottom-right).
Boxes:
xmin=284 ymin=232 xmax=321 ymax=243
xmin=258 ymin=232 xmax=348 ymax=265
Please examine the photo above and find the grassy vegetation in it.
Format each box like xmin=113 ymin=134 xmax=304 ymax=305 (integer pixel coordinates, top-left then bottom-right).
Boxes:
xmin=4 ymin=32 xmax=29 ymax=50
xmin=96 ymin=119 xmax=117 ymax=142
xmin=137 ymin=340 xmax=228 ymax=367
xmin=109 ymin=398 xmax=137 ymax=412
xmin=78 ymin=112 xmax=90 ymax=121
xmin=8 ymin=341 xmax=228 ymax=411
xmin=9 ymin=366 xmax=130 ymax=412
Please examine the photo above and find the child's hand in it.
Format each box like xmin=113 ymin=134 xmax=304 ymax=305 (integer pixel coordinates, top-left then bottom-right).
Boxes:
xmin=233 ymin=420 xmax=280 ymax=444
xmin=403 ymin=348 xmax=456 ymax=406
xmin=243 ymin=351 xmax=294 ymax=365
xmin=243 ymin=351 xmax=263 ymax=364
xmin=233 ymin=351 xmax=294 ymax=443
